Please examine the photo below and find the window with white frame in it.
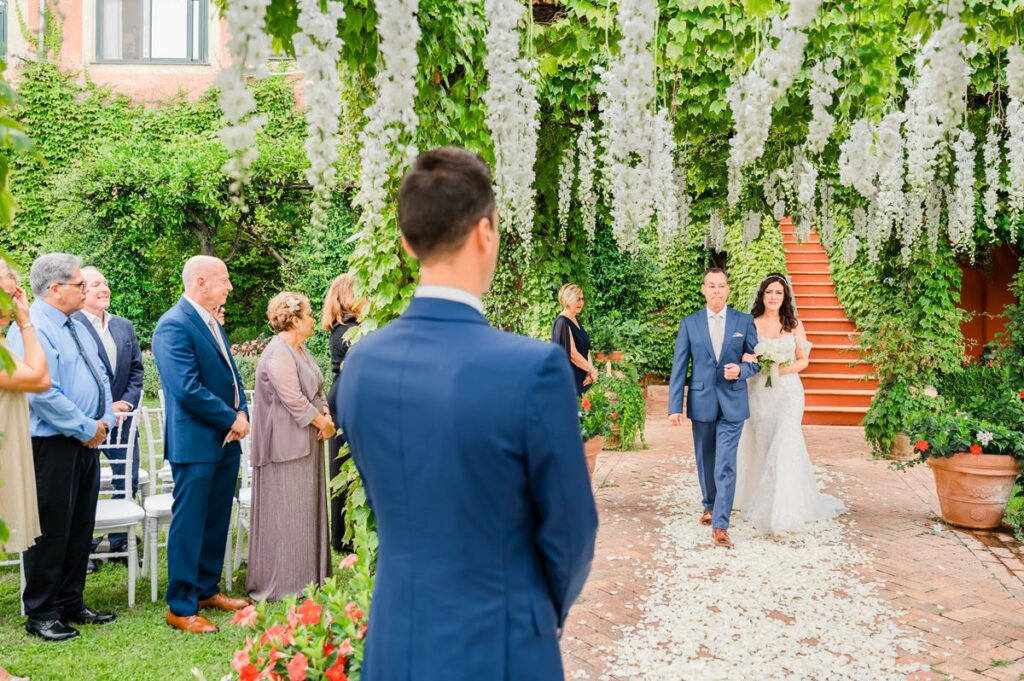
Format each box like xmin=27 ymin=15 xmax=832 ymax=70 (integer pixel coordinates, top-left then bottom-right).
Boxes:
xmin=96 ymin=0 xmax=207 ymax=63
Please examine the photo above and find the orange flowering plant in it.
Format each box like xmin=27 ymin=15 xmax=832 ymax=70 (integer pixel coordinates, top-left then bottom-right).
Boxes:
xmin=579 ymin=383 xmax=613 ymax=441
xmin=230 ymin=553 xmax=373 ymax=681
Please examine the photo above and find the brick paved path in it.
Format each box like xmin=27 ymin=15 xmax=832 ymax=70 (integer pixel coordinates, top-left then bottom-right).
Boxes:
xmin=562 ymin=387 xmax=1024 ymax=680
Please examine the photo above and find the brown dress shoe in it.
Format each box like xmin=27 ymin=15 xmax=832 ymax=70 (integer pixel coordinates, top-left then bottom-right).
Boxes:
xmin=166 ymin=611 xmax=219 ymax=634
xmin=198 ymin=593 xmax=251 ymax=611
xmin=700 ymin=509 xmax=713 ymax=526
xmin=713 ymin=528 xmax=733 ymax=548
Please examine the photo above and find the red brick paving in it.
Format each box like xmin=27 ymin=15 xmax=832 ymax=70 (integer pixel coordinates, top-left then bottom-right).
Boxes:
xmin=562 ymin=386 xmax=1024 ymax=680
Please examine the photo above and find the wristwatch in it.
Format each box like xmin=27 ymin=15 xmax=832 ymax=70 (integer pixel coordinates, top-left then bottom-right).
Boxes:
xmin=17 ymin=321 xmax=34 ymax=329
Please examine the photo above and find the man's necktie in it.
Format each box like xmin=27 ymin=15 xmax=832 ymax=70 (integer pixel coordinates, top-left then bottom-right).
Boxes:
xmin=711 ymin=314 xmax=724 ymax=361
xmin=207 ymin=318 xmax=240 ymax=409
xmin=66 ymin=317 xmax=106 ymax=419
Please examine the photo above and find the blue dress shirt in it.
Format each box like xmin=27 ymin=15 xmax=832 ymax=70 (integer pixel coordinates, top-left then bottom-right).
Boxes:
xmin=6 ymin=300 xmax=114 ymax=441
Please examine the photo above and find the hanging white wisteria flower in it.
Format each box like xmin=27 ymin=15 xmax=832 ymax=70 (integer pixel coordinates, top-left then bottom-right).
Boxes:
xmin=557 ymin=148 xmax=575 ymax=243
xmin=792 ymin=147 xmax=818 ymax=221
xmin=483 ymin=0 xmax=540 ymax=249
xmin=841 ymin=233 xmax=860 ymax=265
xmin=1007 ymin=45 xmax=1024 ymax=224
xmin=805 ymin=57 xmax=841 ymax=155
xmin=838 ymin=118 xmax=881 ymax=200
xmin=354 ymin=0 xmax=421 ymax=235
xmin=726 ymin=0 xmax=823 ymax=207
xmin=947 ymin=128 xmax=977 ymax=258
xmin=763 ymin=172 xmax=787 ymax=221
xmin=576 ymin=119 xmax=599 ymax=242
xmin=707 ymin=209 xmax=727 ymax=252
xmin=652 ymin=108 xmax=680 ymax=251
xmin=867 ymin=112 xmax=906 ymax=263
xmin=294 ymin=0 xmax=346 ymax=230
xmin=818 ymin=181 xmax=836 ymax=250
xmin=598 ymin=0 xmax=658 ymax=253
xmin=982 ymin=116 xmax=1002 ymax=233
xmin=743 ymin=210 xmax=762 ymax=247
xmin=900 ymin=192 xmax=923 ymax=264
xmin=903 ymin=0 xmax=973 ymax=194
xmin=852 ymin=206 xmax=868 ymax=239
xmin=217 ymin=0 xmax=274 ymax=207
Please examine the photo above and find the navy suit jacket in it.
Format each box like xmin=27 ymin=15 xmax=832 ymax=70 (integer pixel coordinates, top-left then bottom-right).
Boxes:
xmin=338 ymin=297 xmax=598 ymax=681
xmin=73 ymin=312 xmax=144 ymax=409
xmin=668 ymin=306 xmax=760 ymax=422
xmin=151 ymin=298 xmax=247 ymax=464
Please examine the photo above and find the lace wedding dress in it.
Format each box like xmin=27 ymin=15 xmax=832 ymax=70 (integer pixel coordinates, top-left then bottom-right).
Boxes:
xmin=735 ymin=334 xmax=844 ymax=534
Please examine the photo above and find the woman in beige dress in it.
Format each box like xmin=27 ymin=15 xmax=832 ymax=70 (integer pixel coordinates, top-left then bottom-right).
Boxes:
xmin=1 ymin=261 xmax=50 ymax=681
xmin=246 ymin=292 xmax=336 ymax=601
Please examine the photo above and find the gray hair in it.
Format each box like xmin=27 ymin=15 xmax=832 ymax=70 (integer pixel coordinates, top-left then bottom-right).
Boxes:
xmin=30 ymin=253 xmax=82 ymax=298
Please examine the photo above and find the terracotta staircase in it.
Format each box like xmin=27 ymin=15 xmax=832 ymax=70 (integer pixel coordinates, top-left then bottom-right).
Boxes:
xmin=780 ymin=219 xmax=876 ymax=426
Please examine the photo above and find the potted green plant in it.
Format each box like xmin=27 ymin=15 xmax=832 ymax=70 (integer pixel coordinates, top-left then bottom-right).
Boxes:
xmin=580 ymin=385 xmax=613 ymax=477
xmin=595 ymin=360 xmax=647 ymax=451
xmin=904 ymin=361 xmax=1024 ymax=529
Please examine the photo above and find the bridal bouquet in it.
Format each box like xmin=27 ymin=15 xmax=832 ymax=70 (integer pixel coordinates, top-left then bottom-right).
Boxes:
xmin=753 ymin=341 xmax=791 ymax=388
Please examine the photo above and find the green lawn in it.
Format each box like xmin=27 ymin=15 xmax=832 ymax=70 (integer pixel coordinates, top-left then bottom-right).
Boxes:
xmin=0 ymin=548 xmax=295 ymax=681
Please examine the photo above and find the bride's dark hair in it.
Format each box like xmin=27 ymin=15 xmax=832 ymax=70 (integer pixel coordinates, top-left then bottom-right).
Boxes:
xmin=750 ymin=273 xmax=798 ymax=332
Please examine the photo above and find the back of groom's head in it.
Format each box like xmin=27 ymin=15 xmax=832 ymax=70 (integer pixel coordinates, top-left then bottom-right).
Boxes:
xmin=398 ymin=147 xmax=496 ymax=264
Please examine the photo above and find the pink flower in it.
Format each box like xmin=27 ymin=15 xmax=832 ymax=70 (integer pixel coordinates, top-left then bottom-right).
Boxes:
xmin=287 ymin=653 xmax=308 ymax=681
xmin=261 ymin=623 xmax=294 ymax=647
xmin=325 ymin=658 xmax=349 ymax=681
xmin=238 ymin=664 xmax=260 ymax=681
xmin=339 ymin=554 xmax=359 ymax=570
xmin=344 ymin=602 xmax=364 ymax=622
xmin=337 ymin=639 xmax=354 ymax=657
xmin=233 ymin=605 xmax=258 ymax=627
xmin=232 ymin=647 xmax=252 ymax=672
xmin=296 ymin=598 xmax=322 ymax=626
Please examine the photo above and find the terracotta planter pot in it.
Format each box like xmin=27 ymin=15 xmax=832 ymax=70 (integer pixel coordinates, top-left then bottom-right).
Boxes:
xmin=583 ymin=435 xmax=604 ymax=478
xmin=927 ymin=453 xmax=1021 ymax=529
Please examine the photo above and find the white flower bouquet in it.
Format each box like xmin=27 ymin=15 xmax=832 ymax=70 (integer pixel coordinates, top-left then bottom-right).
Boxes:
xmin=753 ymin=341 xmax=791 ymax=388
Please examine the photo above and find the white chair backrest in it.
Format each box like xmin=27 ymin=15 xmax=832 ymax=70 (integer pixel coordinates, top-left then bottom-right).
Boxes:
xmin=97 ymin=411 xmax=140 ymax=501
xmin=157 ymin=388 xmax=165 ymax=410
xmin=139 ymin=407 xmax=170 ymax=495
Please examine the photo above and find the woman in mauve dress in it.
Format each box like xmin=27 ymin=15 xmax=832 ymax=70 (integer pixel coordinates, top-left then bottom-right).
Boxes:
xmin=246 ymin=292 xmax=336 ymax=601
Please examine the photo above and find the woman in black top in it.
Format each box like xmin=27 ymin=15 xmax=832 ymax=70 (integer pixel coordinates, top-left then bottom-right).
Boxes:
xmin=551 ymin=283 xmax=599 ymax=396
xmin=321 ymin=273 xmax=362 ymax=553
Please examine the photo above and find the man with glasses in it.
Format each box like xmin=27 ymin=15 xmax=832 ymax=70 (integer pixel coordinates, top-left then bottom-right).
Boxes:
xmin=6 ymin=253 xmax=117 ymax=641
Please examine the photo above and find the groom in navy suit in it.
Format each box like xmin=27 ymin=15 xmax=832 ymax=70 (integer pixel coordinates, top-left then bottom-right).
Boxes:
xmin=338 ymin=147 xmax=598 ymax=681
xmin=668 ymin=268 xmax=759 ymax=547
xmin=75 ymin=266 xmax=144 ymax=560
xmin=152 ymin=255 xmax=250 ymax=633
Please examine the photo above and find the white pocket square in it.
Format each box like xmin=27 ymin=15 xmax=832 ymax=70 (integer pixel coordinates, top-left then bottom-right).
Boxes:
xmin=732 ymin=332 xmax=744 ymax=337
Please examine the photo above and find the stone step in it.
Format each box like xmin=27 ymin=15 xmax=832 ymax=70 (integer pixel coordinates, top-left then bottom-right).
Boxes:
xmin=798 ymin=305 xmax=848 ymax=319
xmin=801 ymin=373 xmax=879 ymax=391
xmin=804 ymin=389 xmax=875 ymax=409
xmin=808 ymin=345 xmax=862 ymax=361
xmin=786 ymin=252 xmax=831 ymax=263
xmin=805 ymin=330 xmax=860 ymax=345
xmin=787 ymin=261 xmax=832 ymax=273
xmin=785 ymin=242 xmax=829 ymax=254
xmin=795 ymin=292 xmax=842 ymax=307
xmin=803 ymin=407 xmax=867 ymax=426
xmin=806 ymin=358 xmax=876 ymax=376
xmin=788 ymin=272 xmax=833 ymax=284
xmin=800 ymin=318 xmax=857 ymax=333
xmin=782 ymin=235 xmax=822 ymax=245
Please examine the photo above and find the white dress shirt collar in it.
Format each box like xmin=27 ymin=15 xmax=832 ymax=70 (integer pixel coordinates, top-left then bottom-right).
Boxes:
xmin=81 ymin=309 xmax=109 ymax=330
xmin=414 ymin=285 xmax=485 ymax=316
xmin=183 ymin=295 xmax=217 ymax=327
xmin=706 ymin=306 xmax=727 ymax=322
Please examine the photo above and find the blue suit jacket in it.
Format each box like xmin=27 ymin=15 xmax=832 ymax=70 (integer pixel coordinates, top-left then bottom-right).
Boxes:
xmin=151 ymin=298 xmax=247 ymax=464
xmin=73 ymin=312 xmax=144 ymax=409
xmin=668 ymin=307 xmax=760 ymax=422
xmin=338 ymin=297 xmax=598 ymax=681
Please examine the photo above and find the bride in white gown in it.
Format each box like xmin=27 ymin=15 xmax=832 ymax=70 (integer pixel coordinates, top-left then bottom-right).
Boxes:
xmin=735 ymin=273 xmax=843 ymax=534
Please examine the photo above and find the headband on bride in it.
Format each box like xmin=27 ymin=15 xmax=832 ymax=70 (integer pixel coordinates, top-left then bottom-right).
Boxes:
xmin=758 ymin=273 xmax=798 ymax=316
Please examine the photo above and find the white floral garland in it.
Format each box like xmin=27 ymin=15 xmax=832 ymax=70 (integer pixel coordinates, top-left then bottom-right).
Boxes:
xmin=805 ymin=57 xmax=841 ymax=155
xmin=575 ymin=119 xmax=598 ymax=242
xmin=837 ymin=118 xmax=880 ymax=200
xmin=652 ymin=108 xmax=679 ymax=252
xmin=294 ymin=0 xmax=346 ymax=230
xmin=354 ymin=0 xmax=421 ymax=236
xmin=924 ymin=185 xmax=944 ymax=253
xmin=217 ymin=0 xmax=273 ymax=207
xmin=743 ymin=210 xmax=762 ymax=247
xmin=707 ymin=209 xmax=726 ymax=252
xmin=1007 ymin=45 xmax=1024 ymax=226
xmin=557 ymin=148 xmax=575 ymax=243
xmin=946 ymin=128 xmax=976 ymax=258
xmin=867 ymin=112 xmax=906 ymax=263
xmin=982 ymin=116 xmax=1002 ymax=234
xmin=483 ymin=0 xmax=540 ymax=250
xmin=598 ymin=0 xmax=658 ymax=253
xmin=903 ymin=0 xmax=972 ymax=195
xmin=727 ymin=0 xmax=822 ymax=207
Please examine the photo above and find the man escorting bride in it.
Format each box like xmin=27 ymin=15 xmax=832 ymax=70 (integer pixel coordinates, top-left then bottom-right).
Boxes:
xmin=734 ymin=273 xmax=843 ymax=534
xmin=669 ymin=269 xmax=842 ymax=547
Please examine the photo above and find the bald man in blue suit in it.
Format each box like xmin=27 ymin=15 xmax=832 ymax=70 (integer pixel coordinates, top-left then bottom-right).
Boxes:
xmin=339 ymin=148 xmax=598 ymax=681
